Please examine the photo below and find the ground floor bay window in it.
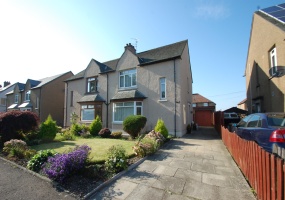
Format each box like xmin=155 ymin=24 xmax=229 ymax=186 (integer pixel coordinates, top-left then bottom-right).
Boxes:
xmin=113 ymin=101 xmax=142 ymax=123
xmin=80 ymin=103 xmax=102 ymax=122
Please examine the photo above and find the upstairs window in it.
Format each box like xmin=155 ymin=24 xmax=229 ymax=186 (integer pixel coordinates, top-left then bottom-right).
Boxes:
xmin=15 ymin=94 xmax=19 ymax=103
xmin=25 ymin=90 xmax=31 ymax=101
xmin=119 ymin=69 xmax=136 ymax=89
xmin=160 ymin=77 xmax=166 ymax=100
xmin=192 ymin=103 xmax=196 ymax=107
xmin=87 ymin=77 xmax=98 ymax=93
xmin=203 ymin=103 xmax=208 ymax=107
xmin=269 ymin=47 xmax=277 ymax=75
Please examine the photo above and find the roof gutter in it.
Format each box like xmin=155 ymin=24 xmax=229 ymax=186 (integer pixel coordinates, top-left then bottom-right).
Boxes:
xmin=174 ymin=59 xmax=177 ymax=137
xmin=138 ymin=56 xmax=181 ymax=67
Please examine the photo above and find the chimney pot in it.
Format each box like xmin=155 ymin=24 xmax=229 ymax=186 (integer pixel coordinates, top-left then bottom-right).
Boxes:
xmin=124 ymin=43 xmax=136 ymax=54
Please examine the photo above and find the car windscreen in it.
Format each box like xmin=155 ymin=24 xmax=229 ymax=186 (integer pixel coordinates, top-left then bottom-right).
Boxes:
xmin=267 ymin=113 xmax=285 ymax=127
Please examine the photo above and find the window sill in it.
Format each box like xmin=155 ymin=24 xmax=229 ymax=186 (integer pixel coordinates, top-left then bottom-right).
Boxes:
xmin=158 ymin=99 xmax=167 ymax=102
xmin=118 ymin=87 xmax=137 ymax=91
xmin=112 ymin=122 xmax=123 ymax=125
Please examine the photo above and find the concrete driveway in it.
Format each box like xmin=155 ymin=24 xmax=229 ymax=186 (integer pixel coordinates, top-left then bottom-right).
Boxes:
xmin=89 ymin=127 xmax=256 ymax=200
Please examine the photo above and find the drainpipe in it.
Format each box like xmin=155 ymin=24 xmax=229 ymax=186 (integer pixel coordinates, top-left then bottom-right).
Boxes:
xmin=65 ymin=82 xmax=68 ymax=127
xmin=39 ymin=87 xmax=41 ymax=121
xmin=106 ymin=73 xmax=109 ymax=127
xmin=174 ymin=59 xmax=177 ymax=137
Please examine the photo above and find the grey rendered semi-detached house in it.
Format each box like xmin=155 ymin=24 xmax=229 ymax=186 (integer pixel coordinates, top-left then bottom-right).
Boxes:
xmin=5 ymin=72 xmax=74 ymax=126
xmin=64 ymin=40 xmax=193 ymax=137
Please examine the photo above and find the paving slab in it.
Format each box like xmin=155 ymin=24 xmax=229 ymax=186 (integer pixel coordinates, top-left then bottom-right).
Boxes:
xmin=88 ymin=127 xmax=256 ymax=200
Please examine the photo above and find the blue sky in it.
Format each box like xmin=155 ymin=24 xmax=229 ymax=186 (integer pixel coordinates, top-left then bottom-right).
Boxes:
xmin=0 ymin=0 xmax=284 ymax=111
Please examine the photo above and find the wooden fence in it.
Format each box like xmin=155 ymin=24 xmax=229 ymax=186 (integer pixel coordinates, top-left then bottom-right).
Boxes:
xmin=221 ymin=126 xmax=285 ymax=200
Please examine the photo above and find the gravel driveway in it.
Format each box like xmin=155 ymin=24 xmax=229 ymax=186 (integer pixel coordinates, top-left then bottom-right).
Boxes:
xmin=0 ymin=158 xmax=76 ymax=200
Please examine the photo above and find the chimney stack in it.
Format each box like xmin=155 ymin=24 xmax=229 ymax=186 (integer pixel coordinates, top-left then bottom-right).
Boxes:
xmin=124 ymin=43 xmax=136 ymax=54
xmin=4 ymin=81 xmax=10 ymax=87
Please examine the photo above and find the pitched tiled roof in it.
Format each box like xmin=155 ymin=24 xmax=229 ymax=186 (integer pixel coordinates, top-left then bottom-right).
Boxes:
xmin=78 ymin=94 xmax=105 ymax=102
xmin=138 ymin=40 xmax=187 ymax=66
xmin=66 ymin=40 xmax=188 ymax=81
xmin=111 ymin=90 xmax=147 ymax=101
xmin=32 ymin=71 xmax=73 ymax=89
xmin=192 ymin=93 xmax=215 ymax=104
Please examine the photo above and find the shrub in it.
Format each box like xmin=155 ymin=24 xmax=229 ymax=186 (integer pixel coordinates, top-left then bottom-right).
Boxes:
xmin=43 ymin=145 xmax=91 ymax=182
xmin=3 ymin=139 xmax=36 ymax=159
xmin=111 ymin=131 xmax=122 ymax=139
xmin=98 ymin=128 xmax=111 ymax=138
xmin=0 ymin=111 xmax=39 ymax=145
xmin=123 ymin=115 xmax=147 ymax=139
xmin=89 ymin=115 xmax=102 ymax=136
xmin=27 ymin=149 xmax=56 ymax=172
xmin=38 ymin=115 xmax=58 ymax=141
xmin=105 ymin=145 xmax=128 ymax=174
xmin=154 ymin=118 xmax=168 ymax=138
xmin=70 ymin=123 xmax=82 ymax=135
xmin=61 ymin=129 xmax=76 ymax=141
xmin=132 ymin=135 xmax=159 ymax=158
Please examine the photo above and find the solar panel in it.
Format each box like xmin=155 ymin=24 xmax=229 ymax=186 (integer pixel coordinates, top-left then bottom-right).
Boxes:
xmin=278 ymin=3 xmax=285 ymax=9
xmin=261 ymin=6 xmax=282 ymax=13
xmin=260 ymin=3 xmax=285 ymax=23
xmin=270 ymin=10 xmax=285 ymax=18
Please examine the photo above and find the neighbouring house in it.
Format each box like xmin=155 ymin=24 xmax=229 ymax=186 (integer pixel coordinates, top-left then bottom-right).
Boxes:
xmin=0 ymin=81 xmax=15 ymax=112
xmin=6 ymin=71 xmax=73 ymax=126
xmin=245 ymin=3 xmax=285 ymax=113
xmin=237 ymin=98 xmax=247 ymax=111
xmin=192 ymin=93 xmax=216 ymax=126
xmin=64 ymin=40 xmax=193 ymax=137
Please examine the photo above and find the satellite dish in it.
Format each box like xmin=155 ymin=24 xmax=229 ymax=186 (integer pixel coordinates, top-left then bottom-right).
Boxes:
xmin=269 ymin=66 xmax=285 ymax=78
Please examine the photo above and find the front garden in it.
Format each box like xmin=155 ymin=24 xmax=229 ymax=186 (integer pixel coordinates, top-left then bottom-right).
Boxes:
xmin=0 ymin=111 xmax=171 ymax=198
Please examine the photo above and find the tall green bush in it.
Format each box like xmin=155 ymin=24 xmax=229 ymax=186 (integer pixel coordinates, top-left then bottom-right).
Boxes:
xmin=154 ymin=118 xmax=168 ymax=138
xmin=89 ymin=115 xmax=102 ymax=136
xmin=123 ymin=115 xmax=147 ymax=139
xmin=39 ymin=115 xmax=58 ymax=141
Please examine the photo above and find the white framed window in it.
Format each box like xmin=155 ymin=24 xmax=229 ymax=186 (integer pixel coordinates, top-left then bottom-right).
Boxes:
xmin=270 ymin=47 xmax=277 ymax=75
xmin=25 ymin=90 xmax=31 ymax=101
xmin=192 ymin=103 xmax=196 ymax=107
xmin=203 ymin=103 xmax=208 ymax=107
xmin=15 ymin=94 xmax=19 ymax=103
xmin=119 ymin=69 xmax=137 ymax=89
xmin=113 ymin=101 xmax=142 ymax=123
xmin=35 ymin=97 xmax=39 ymax=109
xmin=160 ymin=77 xmax=166 ymax=100
xmin=0 ymin=98 xmax=6 ymax=105
xmin=80 ymin=104 xmax=102 ymax=121
xmin=87 ymin=77 xmax=98 ymax=93
xmin=81 ymin=105 xmax=95 ymax=121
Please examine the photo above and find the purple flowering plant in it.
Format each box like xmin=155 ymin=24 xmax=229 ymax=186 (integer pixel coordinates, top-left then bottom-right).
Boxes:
xmin=43 ymin=145 xmax=91 ymax=182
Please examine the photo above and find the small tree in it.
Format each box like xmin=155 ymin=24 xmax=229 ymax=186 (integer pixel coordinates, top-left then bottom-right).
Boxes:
xmin=123 ymin=115 xmax=147 ymax=139
xmin=154 ymin=118 xmax=168 ymax=138
xmin=89 ymin=115 xmax=102 ymax=136
xmin=39 ymin=115 xmax=58 ymax=141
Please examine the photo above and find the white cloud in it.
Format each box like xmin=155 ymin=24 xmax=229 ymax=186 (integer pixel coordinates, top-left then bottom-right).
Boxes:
xmin=194 ymin=3 xmax=230 ymax=19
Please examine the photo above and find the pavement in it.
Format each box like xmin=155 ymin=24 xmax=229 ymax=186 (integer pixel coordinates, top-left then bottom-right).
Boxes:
xmin=88 ymin=127 xmax=256 ymax=200
xmin=0 ymin=157 xmax=75 ymax=200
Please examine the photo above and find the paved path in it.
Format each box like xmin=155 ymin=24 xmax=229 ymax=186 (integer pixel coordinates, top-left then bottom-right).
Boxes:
xmin=89 ymin=127 xmax=256 ymax=200
xmin=0 ymin=157 xmax=75 ymax=200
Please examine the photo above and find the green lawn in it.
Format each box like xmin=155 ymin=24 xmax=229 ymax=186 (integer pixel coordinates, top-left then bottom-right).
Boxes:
xmin=31 ymin=138 xmax=136 ymax=163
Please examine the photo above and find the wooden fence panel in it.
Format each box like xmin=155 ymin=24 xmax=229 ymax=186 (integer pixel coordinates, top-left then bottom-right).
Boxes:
xmin=276 ymin=158 xmax=284 ymax=200
xmin=220 ymin=126 xmax=285 ymax=200
xmin=271 ymin=155 xmax=276 ymax=200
